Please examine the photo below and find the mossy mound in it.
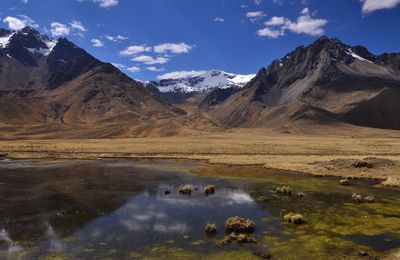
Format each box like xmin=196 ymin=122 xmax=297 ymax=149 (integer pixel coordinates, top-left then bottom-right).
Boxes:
xmin=220 ymin=233 xmax=257 ymax=245
xmin=205 ymin=223 xmax=217 ymax=234
xmin=275 ymin=186 xmax=292 ymax=196
xmin=283 ymin=212 xmax=305 ymax=224
xmin=204 ymin=185 xmax=216 ymax=195
xmin=178 ymin=185 xmax=192 ymax=195
xmin=225 ymin=216 xmax=255 ymax=233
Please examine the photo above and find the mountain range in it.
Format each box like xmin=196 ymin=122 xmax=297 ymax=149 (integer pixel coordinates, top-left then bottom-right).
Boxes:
xmin=208 ymin=36 xmax=400 ymax=131
xmin=0 ymin=27 xmax=399 ymax=139
xmin=147 ymin=70 xmax=255 ymax=104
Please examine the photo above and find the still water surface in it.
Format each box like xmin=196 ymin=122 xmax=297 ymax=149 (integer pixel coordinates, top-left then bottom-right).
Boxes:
xmin=0 ymin=159 xmax=399 ymax=259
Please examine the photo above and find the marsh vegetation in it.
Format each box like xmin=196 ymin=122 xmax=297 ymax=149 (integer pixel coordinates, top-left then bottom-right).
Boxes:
xmin=0 ymin=159 xmax=399 ymax=259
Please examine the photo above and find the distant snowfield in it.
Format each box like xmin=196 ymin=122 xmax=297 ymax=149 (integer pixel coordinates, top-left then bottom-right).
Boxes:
xmin=152 ymin=70 xmax=255 ymax=93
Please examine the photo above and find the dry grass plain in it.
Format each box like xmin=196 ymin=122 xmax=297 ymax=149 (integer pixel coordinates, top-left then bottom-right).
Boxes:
xmin=1 ymin=128 xmax=400 ymax=187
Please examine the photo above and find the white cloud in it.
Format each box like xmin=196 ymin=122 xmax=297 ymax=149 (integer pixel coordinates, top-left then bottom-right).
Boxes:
xmin=300 ymin=7 xmax=309 ymax=15
xmin=132 ymin=55 xmax=169 ymax=65
xmin=78 ymin=0 xmax=118 ymax=8
xmin=257 ymin=28 xmax=284 ymax=38
xmin=157 ymin=70 xmax=206 ymax=80
xmin=246 ymin=11 xmax=265 ymax=18
xmin=284 ymin=8 xmax=327 ymax=36
xmin=93 ymin=0 xmax=118 ymax=8
xmin=120 ymin=42 xmax=192 ymax=68
xmin=153 ymin=43 xmax=193 ymax=54
xmin=49 ymin=21 xmax=87 ymax=37
xmin=254 ymin=0 xmax=262 ymax=5
xmin=120 ymin=45 xmax=152 ymax=56
xmin=146 ymin=66 xmax=165 ymax=72
xmin=105 ymin=35 xmax=128 ymax=42
xmin=246 ymin=11 xmax=266 ymax=22
xmin=50 ymin=22 xmax=70 ymax=37
xmin=21 ymin=0 xmax=28 ymax=3
xmin=257 ymin=8 xmax=327 ymax=38
xmin=214 ymin=17 xmax=225 ymax=22
xmin=91 ymin=38 xmax=103 ymax=47
xmin=2 ymin=15 xmax=37 ymax=30
xmin=264 ymin=16 xmax=287 ymax=26
xmin=361 ymin=0 xmax=400 ymax=13
xmin=127 ymin=66 xmax=141 ymax=73
xmin=241 ymin=5 xmax=248 ymax=8
xmin=69 ymin=20 xmax=86 ymax=32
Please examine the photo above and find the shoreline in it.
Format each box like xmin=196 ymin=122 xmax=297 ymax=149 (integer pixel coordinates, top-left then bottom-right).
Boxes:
xmin=1 ymin=130 xmax=399 ymax=187
xmin=2 ymin=150 xmax=400 ymax=188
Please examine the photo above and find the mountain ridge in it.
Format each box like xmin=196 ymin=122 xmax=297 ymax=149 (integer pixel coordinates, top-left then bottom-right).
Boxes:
xmin=208 ymin=36 xmax=400 ymax=130
xmin=0 ymin=27 xmax=223 ymax=138
xmin=1 ymin=29 xmax=400 ymax=138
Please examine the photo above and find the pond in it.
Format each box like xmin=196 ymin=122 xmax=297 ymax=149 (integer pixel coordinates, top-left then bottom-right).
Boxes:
xmin=0 ymin=159 xmax=399 ymax=259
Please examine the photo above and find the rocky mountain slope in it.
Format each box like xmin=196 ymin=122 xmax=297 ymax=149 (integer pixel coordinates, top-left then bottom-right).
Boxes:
xmin=0 ymin=27 xmax=220 ymax=138
xmin=1 ymin=29 xmax=399 ymax=138
xmin=147 ymin=70 xmax=254 ymax=104
xmin=210 ymin=36 xmax=400 ymax=131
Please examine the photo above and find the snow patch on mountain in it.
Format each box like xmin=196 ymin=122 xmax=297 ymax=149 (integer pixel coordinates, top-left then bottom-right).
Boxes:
xmin=347 ymin=48 xmax=374 ymax=64
xmin=0 ymin=32 xmax=15 ymax=48
xmin=151 ymin=70 xmax=255 ymax=93
xmin=26 ymin=39 xmax=57 ymax=56
xmin=1 ymin=28 xmax=57 ymax=56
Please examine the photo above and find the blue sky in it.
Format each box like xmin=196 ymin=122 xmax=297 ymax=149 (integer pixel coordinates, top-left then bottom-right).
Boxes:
xmin=1 ymin=0 xmax=400 ymax=80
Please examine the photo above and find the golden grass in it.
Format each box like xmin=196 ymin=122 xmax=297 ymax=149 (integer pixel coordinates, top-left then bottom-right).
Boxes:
xmin=1 ymin=128 xmax=400 ymax=186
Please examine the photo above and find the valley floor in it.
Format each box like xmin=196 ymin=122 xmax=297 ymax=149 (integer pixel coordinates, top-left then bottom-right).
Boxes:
xmin=1 ymin=128 xmax=400 ymax=187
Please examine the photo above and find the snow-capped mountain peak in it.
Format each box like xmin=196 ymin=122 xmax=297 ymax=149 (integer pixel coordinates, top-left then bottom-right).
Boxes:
xmin=150 ymin=70 xmax=255 ymax=93
xmin=0 ymin=27 xmax=58 ymax=58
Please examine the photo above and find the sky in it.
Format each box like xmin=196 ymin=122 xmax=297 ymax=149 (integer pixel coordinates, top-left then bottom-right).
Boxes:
xmin=0 ymin=0 xmax=400 ymax=81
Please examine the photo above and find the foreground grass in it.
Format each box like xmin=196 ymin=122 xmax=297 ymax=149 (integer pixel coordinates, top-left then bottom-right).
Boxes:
xmin=1 ymin=128 xmax=400 ymax=186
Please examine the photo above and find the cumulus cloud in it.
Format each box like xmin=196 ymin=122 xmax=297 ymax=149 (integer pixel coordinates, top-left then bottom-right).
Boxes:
xmin=50 ymin=22 xmax=70 ymax=37
xmin=246 ymin=11 xmax=266 ymax=22
xmin=93 ymin=0 xmax=118 ymax=8
xmin=77 ymin=0 xmax=118 ymax=8
xmin=285 ymin=8 xmax=327 ymax=36
xmin=146 ymin=66 xmax=165 ymax=72
xmin=127 ymin=66 xmax=141 ymax=73
xmin=246 ymin=11 xmax=265 ymax=18
xmin=254 ymin=0 xmax=262 ymax=5
xmin=257 ymin=7 xmax=327 ymax=38
xmin=361 ymin=0 xmax=400 ymax=13
xmin=105 ymin=35 xmax=128 ymax=42
xmin=264 ymin=16 xmax=287 ymax=26
xmin=2 ymin=15 xmax=38 ymax=30
xmin=49 ymin=20 xmax=86 ymax=37
xmin=21 ymin=0 xmax=28 ymax=3
xmin=70 ymin=20 xmax=86 ymax=32
xmin=91 ymin=38 xmax=103 ymax=47
xmin=120 ymin=42 xmax=193 ymax=69
xmin=120 ymin=45 xmax=152 ymax=56
xmin=153 ymin=43 xmax=193 ymax=54
xmin=214 ymin=17 xmax=225 ymax=22
xmin=257 ymin=27 xmax=284 ymax=38
xmin=132 ymin=55 xmax=169 ymax=65
xmin=157 ymin=70 xmax=206 ymax=80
